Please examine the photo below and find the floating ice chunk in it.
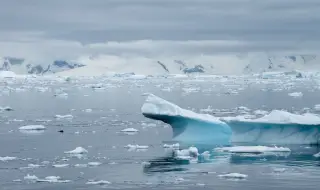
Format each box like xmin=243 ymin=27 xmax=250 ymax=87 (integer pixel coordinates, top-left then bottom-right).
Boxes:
xmin=37 ymin=176 xmax=70 ymax=183
xmin=22 ymin=164 xmax=42 ymax=169
xmin=86 ymin=180 xmax=111 ymax=185
xmin=0 ymin=156 xmax=17 ymax=161
xmin=84 ymin=109 xmax=92 ymax=113
xmin=54 ymin=92 xmax=68 ymax=98
xmin=88 ymin=162 xmax=102 ymax=166
xmin=55 ymin=114 xmax=73 ymax=119
xmin=253 ymin=110 xmax=269 ymax=115
xmin=314 ymin=104 xmax=320 ymax=111
xmin=314 ymin=152 xmax=320 ymax=158
xmin=288 ymin=92 xmax=303 ymax=98
xmin=163 ymin=143 xmax=180 ymax=149
xmin=174 ymin=146 xmax=199 ymax=160
xmin=75 ymin=164 xmax=88 ymax=168
xmin=64 ymin=147 xmax=88 ymax=154
xmin=19 ymin=125 xmax=46 ymax=130
xmin=24 ymin=174 xmax=38 ymax=181
xmin=120 ymin=128 xmax=139 ymax=133
xmin=53 ymin=164 xmax=69 ymax=168
xmin=218 ymin=173 xmax=248 ymax=179
xmin=200 ymin=106 xmax=214 ymax=113
xmin=124 ymin=144 xmax=149 ymax=150
xmin=0 ymin=106 xmax=13 ymax=111
xmin=214 ymin=146 xmax=291 ymax=153
xmin=141 ymin=93 xmax=231 ymax=144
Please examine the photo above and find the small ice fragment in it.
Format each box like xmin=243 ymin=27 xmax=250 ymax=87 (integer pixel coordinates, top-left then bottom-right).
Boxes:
xmin=86 ymin=180 xmax=111 ymax=185
xmin=253 ymin=110 xmax=269 ymax=115
xmin=53 ymin=164 xmax=69 ymax=168
xmin=27 ymin=164 xmax=42 ymax=169
xmin=75 ymin=164 xmax=88 ymax=168
xmin=64 ymin=147 xmax=88 ymax=154
xmin=273 ymin=168 xmax=286 ymax=173
xmin=37 ymin=176 xmax=70 ymax=183
xmin=13 ymin=179 xmax=22 ymax=182
xmin=314 ymin=152 xmax=320 ymax=158
xmin=218 ymin=173 xmax=248 ymax=179
xmin=55 ymin=114 xmax=73 ymax=119
xmin=88 ymin=162 xmax=102 ymax=166
xmin=24 ymin=174 xmax=39 ymax=181
xmin=124 ymin=144 xmax=149 ymax=150
xmin=0 ymin=156 xmax=17 ymax=161
xmin=0 ymin=106 xmax=13 ymax=111
xmin=288 ymin=92 xmax=303 ymax=98
xmin=84 ymin=109 xmax=92 ymax=113
xmin=120 ymin=128 xmax=139 ymax=133
xmin=19 ymin=125 xmax=46 ymax=130
xmin=163 ymin=143 xmax=180 ymax=149
xmin=314 ymin=104 xmax=320 ymax=111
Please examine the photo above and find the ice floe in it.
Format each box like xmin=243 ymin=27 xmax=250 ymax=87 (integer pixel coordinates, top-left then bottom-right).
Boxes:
xmin=288 ymin=92 xmax=303 ymax=98
xmin=64 ymin=147 xmax=88 ymax=154
xmin=120 ymin=128 xmax=139 ymax=133
xmin=0 ymin=156 xmax=17 ymax=161
xmin=19 ymin=125 xmax=46 ymax=130
xmin=218 ymin=173 xmax=248 ymax=179
xmin=314 ymin=152 xmax=320 ymax=158
xmin=55 ymin=114 xmax=73 ymax=119
xmin=86 ymin=180 xmax=111 ymax=185
xmin=53 ymin=164 xmax=69 ymax=168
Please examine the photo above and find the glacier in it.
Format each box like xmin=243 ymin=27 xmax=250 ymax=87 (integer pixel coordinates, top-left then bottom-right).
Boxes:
xmin=141 ymin=94 xmax=320 ymax=145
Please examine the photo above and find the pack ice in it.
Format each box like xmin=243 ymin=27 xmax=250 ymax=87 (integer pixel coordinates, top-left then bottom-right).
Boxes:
xmin=141 ymin=94 xmax=320 ymax=144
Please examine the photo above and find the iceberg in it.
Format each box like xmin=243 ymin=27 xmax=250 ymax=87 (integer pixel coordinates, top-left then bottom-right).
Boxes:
xmin=141 ymin=94 xmax=232 ymax=144
xmin=141 ymin=94 xmax=320 ymax=145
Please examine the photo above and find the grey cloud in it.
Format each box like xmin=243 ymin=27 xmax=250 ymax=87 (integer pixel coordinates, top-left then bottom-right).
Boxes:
xmin=0 ymin=0 xmax=320 ymax=53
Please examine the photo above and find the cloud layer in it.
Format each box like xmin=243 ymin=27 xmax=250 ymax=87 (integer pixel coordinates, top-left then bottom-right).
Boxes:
xmin=1 ymin=0 xmax=320 ymax=59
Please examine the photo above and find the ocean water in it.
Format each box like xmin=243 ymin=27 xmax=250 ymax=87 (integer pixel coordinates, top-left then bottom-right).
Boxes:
xmin=0 ymin=75 xmax=320 ymax=189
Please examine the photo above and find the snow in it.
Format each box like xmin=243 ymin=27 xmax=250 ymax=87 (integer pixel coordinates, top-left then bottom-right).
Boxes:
xmin=141 ymin=93 xmax=225 ymax=124
xmin=224 ymin=110 xmax=320 ymax=125
xmin=218 ymin=173 xmax=248 ymax=179
xmin=214 ymin=146 xmax=291 ymax=153
xmin=0 ymin=156 xmax=17 ymax=161
xmin=64 ymin=147 xmax=88 ymax=154
xmin=19 ymin=125 xmax=46 ymax=130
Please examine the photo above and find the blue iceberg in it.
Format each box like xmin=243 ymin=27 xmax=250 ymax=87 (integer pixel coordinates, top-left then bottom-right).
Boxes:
xmin=141 ymin=94 xmax=320 ymax=145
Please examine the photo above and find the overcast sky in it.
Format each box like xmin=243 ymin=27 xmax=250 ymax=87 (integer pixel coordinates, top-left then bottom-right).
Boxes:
xmin=0 ymin=0 xmax=320 ymax=59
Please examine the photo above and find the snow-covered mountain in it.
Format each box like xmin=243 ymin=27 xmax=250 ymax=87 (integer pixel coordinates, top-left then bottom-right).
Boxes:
xmin=0 ymin=57 xmax=85 ymax=75
xmin=1 ymin=53 xmax=319 ymax=76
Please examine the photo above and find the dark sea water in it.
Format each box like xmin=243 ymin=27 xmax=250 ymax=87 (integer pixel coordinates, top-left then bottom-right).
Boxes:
xmin=0 ymin=75 xmax=320 ymax=189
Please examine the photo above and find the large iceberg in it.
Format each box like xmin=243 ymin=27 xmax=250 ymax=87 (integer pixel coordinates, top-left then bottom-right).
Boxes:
xmin=141 ymin=94 xmax=232 ymax=144
xmin=141 ymin=94 xmax=320 ymax=145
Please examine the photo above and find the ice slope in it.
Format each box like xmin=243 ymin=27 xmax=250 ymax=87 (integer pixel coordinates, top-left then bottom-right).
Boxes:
xmin=141 ymin=94 xmax=232 ymax=144
xmin=141 ymin=94 xmax=320 ymax=145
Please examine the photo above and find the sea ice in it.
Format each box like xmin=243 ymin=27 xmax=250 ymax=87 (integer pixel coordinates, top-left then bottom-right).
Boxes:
xmin=218 ymin=173 xmax=248 ymax=179
xmin=288 ymin=92 xmax=303 ymax=98
xmin=64 ymin=147 xmax=88 ymax=154
xmin=53 ymin=164 xmax=69 ymax=168
xmin=55 ymin=114 xmax=73 ymax=119
xmin=0 ymin=156 xmax=17 ymax=161
xmin=88 ymin=162 xmax=102 ymax=166
xmin=19 ymin=125 xmax=46 ymax=130
xmin=86 ymin=180 xmax=111 ymax=185
xmin=314 ymin=152 xmax=320 ymax=158
xmin=124 ymin=144 xmax=149 ymax=150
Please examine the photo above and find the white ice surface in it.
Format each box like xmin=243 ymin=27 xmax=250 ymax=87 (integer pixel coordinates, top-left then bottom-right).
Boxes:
xmin=223 ymin=110 xmax=320 ymax=125
xmin=64 ymin=147 xmax=88 ymax=154
xmin=19 ymin=125 xmax=46 ymax=130
xmin=214 ymin=146 xmax=291 ymax=153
